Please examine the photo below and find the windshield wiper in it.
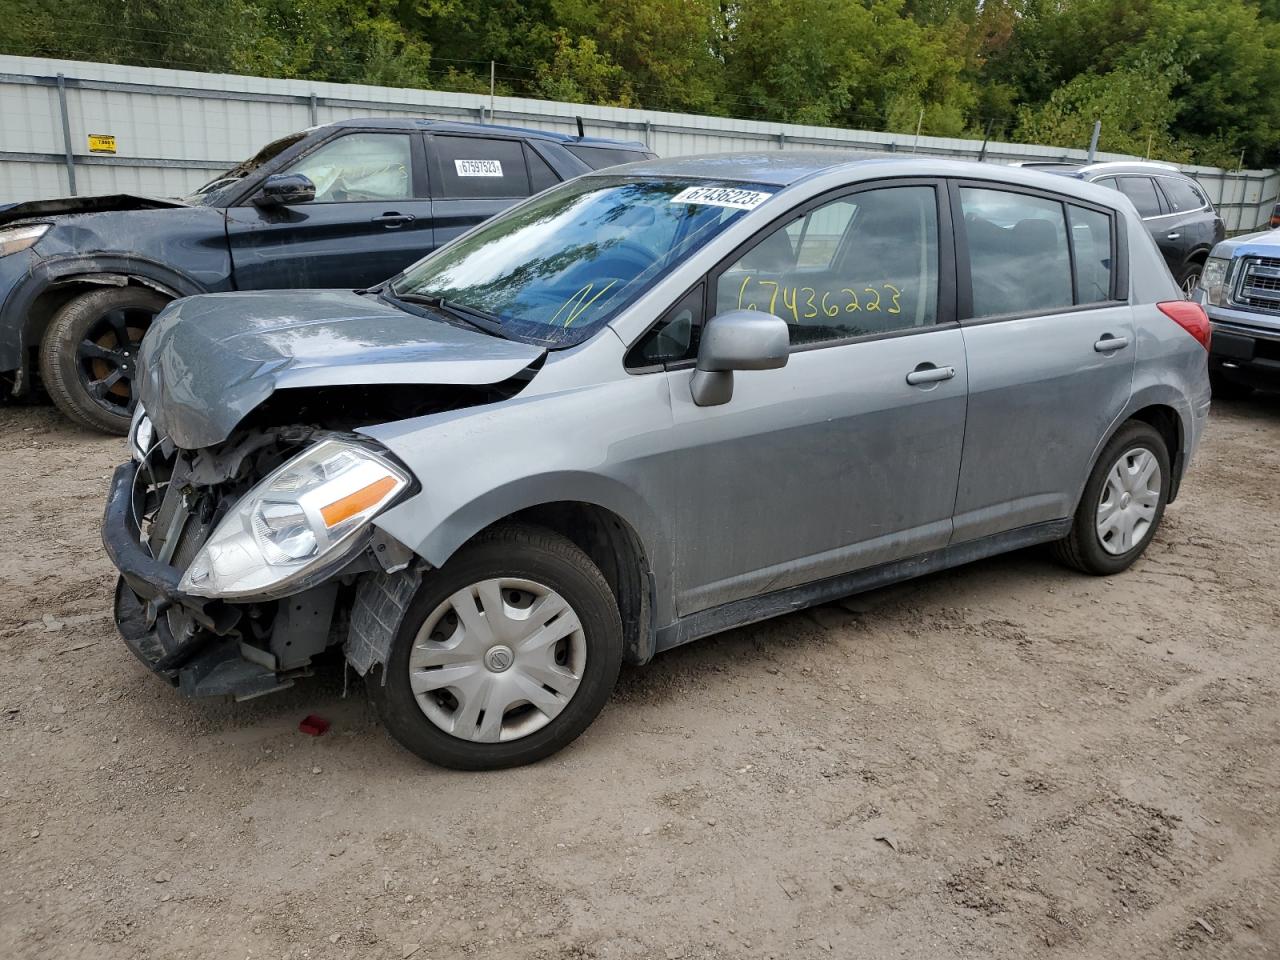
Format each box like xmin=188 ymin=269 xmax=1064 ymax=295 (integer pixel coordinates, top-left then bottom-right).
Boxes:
xmin=390 ymin=291 xmax=503 ymax=328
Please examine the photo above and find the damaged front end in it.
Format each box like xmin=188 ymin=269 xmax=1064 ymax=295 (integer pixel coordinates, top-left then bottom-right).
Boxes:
xmin=103 ymin=417 xmax=416 ymax=700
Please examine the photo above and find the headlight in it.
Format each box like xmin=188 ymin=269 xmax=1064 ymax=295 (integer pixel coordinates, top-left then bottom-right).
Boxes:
xmin=1200 ymin=256 xmax=1230 ymax=306
xmin=0 ymin=223 xmax=50 ymax=257
xmin=128 ymin=407 xmax=155 ymax=462
xmin=179 ymin=439 xmax=410 ymax=600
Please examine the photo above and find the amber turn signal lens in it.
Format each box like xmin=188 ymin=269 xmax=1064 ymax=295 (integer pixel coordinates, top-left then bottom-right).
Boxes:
xmin=320 ymin=475 xmax=398 ymax=528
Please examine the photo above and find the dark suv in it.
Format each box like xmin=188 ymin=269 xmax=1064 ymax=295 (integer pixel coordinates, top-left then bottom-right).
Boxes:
xmin=0 ymin=119 xmax=654 ymax=433
xmin=1026 ymin=161 xmax=1225 ymax=294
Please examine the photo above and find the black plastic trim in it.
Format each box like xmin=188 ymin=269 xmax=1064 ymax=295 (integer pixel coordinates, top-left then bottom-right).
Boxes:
xmin=655 ymin=518 xmax=1072 ymax=653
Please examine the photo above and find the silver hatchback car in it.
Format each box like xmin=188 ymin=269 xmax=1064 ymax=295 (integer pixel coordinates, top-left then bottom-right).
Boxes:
xmin=103 ymin=155 xmax=1212 ymax=769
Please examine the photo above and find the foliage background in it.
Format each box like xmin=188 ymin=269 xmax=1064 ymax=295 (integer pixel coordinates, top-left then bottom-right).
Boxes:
xmin=4 ymin=0 xmax=1279 ymax=166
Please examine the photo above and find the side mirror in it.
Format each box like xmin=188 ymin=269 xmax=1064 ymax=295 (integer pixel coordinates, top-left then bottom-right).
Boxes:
xmin=690 ymin=309 xmax=789 ymax=407
xmin=255 ymin=173 xmax=316 ymax=207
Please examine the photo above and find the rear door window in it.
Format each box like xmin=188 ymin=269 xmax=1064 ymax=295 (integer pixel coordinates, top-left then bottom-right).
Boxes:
xmin=434 ymin=136 xmax=530 ymax=199
xmin=959 ymin=187 xmax=1074 ymax=317
xmin=566 ymin=145 xmax=653 ymax=170
xmin=1114 ymin=177 xmax=1164 ymax=218
xmin=1067 ymin=204 xmax=1113 ymax=303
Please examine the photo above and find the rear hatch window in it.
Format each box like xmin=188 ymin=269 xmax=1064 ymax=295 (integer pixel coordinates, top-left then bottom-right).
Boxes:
xmin=566 ymin=145 xmax=655 ymax=170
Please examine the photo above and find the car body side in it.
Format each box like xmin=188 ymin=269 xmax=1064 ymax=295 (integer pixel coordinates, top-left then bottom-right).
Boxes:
xmin=353 ymin=157 xmax=1207 ymax=665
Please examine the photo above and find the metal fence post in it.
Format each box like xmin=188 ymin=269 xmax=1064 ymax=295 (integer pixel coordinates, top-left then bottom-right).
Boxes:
xmin=55 ymin=73 xmax=77 ymax=196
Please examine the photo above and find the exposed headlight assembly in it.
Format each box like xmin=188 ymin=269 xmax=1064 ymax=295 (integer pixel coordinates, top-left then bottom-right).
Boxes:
xmin=128 ymin=407 xmax=155 ymax=462
xmin=179 ymin=439 xmax=410 ymax=600
xmin=1200 ymin=256 xmax=1230 ymax=306
xmin=0 ymin=223 xmax=50 ymax=257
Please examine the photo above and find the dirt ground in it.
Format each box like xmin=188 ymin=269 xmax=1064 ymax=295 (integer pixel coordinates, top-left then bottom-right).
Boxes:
xmin=1 ymin=396 xmax=1278 ymax=960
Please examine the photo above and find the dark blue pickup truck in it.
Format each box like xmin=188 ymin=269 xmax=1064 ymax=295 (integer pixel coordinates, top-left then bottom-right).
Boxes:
xmin=1196 ymin=229 xmax=1280 ymax=396
xmin=0 ymin=118 xmax=653 ymax=432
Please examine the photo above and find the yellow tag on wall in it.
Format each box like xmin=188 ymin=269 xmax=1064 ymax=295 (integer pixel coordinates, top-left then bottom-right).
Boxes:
xmin=88 ymin=134 xmax=116 ymax=154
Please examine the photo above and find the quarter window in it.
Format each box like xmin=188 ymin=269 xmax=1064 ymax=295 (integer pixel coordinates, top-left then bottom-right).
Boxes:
xmin=960 ymin=187 xmax=1074 ymax=317
xmin=434 ymin=136 xmax=530 ymax=199
xmin=525 ymin=145 xmax=559 ymax=192
xmin=286 ymin=133 xmax=413 ymax=202
xmin=1160 ymin=177 xmax=1208 ymax=213
xmin=715 ymin=186 xmax=940 ymax=346
xmin=1115 ymin=177 xmax=1164 ymax=218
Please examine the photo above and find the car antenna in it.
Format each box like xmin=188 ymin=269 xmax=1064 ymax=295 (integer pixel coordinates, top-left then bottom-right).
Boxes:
xmin=575 ymin=116 xmax=584 ymax=139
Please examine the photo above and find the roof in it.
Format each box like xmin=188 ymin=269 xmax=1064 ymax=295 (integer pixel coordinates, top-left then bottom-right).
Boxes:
xmin=325 ymin=117 xmax=647 ymax=149
xmin=594 ymin=152 xmax=1134 ymax=202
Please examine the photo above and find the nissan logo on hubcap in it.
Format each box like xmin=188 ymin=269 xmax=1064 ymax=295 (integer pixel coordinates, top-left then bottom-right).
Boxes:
xmin=484 ymin=645 xmax=514 ymax=673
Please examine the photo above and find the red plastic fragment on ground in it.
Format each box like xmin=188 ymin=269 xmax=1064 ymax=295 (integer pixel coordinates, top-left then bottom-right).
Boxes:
xmin=298 ymin=715 xmax=330 ymax=737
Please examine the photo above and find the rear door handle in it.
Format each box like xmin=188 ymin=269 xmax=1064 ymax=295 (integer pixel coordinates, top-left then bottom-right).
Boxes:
xmin=372 ymin=212 xmax=415 ymax=228
xmin=1094 ymin=334 xmax=1130 ymax=353
xmin=1166 ymin=232 xmax=1181 ymax=240
xmin=905 ymin=363 xmax=956 ymax=386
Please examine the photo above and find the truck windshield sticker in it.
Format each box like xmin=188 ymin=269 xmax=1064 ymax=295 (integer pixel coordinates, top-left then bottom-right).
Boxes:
xmin=455 ymin=159 xmax=504 ymax=177
xmin=669 ymin=186 xmax=771 ymax=210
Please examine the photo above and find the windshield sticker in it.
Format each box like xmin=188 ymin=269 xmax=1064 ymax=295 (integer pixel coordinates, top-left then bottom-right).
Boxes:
xmin=670 ymin=186 xmax=771 ymax=210
xmin=455 ymin=159 xmax=504 ymax=177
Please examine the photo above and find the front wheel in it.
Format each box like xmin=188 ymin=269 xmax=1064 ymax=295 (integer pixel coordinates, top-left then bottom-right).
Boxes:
xmin=1052 ymin=421 xmax=1171 ymax=575
xmin=38 ymin=286 xmax=169 ymax=434
xmin=367 ymin=523 xmax=623 ymax=770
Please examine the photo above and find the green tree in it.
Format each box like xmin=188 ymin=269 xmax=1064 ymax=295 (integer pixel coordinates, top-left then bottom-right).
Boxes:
xmin=532 ymin=31 xmax=634 ymax=106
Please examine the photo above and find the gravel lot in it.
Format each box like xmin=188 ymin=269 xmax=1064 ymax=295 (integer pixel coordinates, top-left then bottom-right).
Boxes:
xmin=2 ymin=396 xmax=1278 ymax=960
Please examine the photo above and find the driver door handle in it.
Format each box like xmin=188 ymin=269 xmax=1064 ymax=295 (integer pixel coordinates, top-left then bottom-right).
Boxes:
xmin=1094 ymin=334 xmax=1130 ymax=353
xmin=372 ymin=212 xmax=415 ymax=228
xmin=1166 ymin=232 xmax=1181 ymax=240
xmin=905 ymin=363 xmax=956 ymax=386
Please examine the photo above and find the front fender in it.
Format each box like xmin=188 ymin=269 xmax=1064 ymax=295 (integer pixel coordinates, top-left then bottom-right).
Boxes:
xmin=362 ymin=359 xmax=680 ymax=626
xmin=1 ymin=253 xmax=217 ymax=377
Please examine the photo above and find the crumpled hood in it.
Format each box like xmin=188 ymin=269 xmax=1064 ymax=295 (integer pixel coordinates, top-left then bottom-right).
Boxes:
xmin=0 ymin=193 xmax=190 ymax=227
xmin=138 ymin=289 xmax=544 ymax=449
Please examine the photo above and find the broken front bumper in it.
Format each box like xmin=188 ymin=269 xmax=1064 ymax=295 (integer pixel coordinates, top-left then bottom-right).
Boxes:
xmin=102 ymin=460 xmax=297 ymax=700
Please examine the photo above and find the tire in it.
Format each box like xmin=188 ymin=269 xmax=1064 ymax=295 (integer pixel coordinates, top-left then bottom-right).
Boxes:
xmin=1052 ymin=421 xmax=1171 ymax=576
xmin=1177 ymin=263 xmax=1202 ymax=299
xmin=368 ymin=522 xmax=623 ymax=770
xmin=38 ymin=286 xmax=169 ymax=434
xmin=1210 ymin=370 xmax=1254 ymax=401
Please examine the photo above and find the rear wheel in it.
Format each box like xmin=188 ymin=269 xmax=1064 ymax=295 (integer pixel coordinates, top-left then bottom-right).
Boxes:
xmin=38 ymin=286 xmax=168 ymax=434
xmin=368 ymin=523 xmax=623 ymax=770
xmin=1052 ymin=421 xmax=1170 ymax=575
xmin=1177 ymin=262 xmax=1202 ymax=298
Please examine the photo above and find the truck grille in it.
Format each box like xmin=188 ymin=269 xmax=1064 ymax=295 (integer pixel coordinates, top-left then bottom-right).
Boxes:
xmin=1232 ymin=256 xmax=1280 ymax=314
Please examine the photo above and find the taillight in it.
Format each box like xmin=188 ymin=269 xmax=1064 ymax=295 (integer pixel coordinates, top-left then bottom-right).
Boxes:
xmin=1158 ymin=300 xmax=1211 ymax=350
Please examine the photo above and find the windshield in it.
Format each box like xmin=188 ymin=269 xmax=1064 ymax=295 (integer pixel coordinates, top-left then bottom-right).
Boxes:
xmin=389 ymin=177 xmax=777 ymax=346
xmin=184 ymin=132 xmax=308 ymax=205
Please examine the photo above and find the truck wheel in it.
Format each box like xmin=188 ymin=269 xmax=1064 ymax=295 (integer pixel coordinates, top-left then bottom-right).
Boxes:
xmin=38 ymin=286 xmax=168 ymax=434
xmin=367 ymin=523 xmax=623 ymax=770
xmin=1209 ymin=370 xmax=1253 ymax=401
xmin=1052 ymin=421 xmax=1170 ymax=576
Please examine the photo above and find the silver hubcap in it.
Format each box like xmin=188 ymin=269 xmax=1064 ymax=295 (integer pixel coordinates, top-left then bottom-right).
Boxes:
xmin=407 ymin=578 xmax=586 ymax=743
xmin=1096 ymin=446 xmax=1162 ymax=555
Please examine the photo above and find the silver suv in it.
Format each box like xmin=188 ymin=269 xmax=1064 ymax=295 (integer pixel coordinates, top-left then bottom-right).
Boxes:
xmin=103 ymin=156 xmax=1212 ymax=769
